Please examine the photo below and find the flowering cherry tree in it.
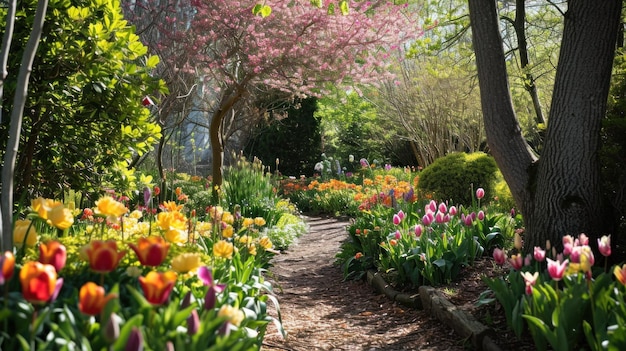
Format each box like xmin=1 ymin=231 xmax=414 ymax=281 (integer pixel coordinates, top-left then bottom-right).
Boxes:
xmin=125 ymin=0 xmax=418 ymax=195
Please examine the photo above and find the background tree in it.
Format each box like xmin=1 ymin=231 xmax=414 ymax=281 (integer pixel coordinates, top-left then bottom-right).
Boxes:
xmin=315 ymin=89 xmax=390 ymax=169
xmin=469 ymin=0 xmax=622 ymax=252
xmin=0 ymin=0 xmax=165 ymax=200
xmin=245 ymin=96 xmax=322 ymax=177
xmin=140 ymin=0 xmax=418 ymax=198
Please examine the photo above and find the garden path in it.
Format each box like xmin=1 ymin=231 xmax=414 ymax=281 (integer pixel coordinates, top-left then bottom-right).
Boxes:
xmin=261 ymin=215 xmax=466 ymax=351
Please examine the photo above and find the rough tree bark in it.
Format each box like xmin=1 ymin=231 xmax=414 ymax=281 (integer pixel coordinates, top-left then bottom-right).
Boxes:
xmin=469 ymin=0 xmax=621 ymax=252
xmin=0 ymin=0 xmax=49 ymax=250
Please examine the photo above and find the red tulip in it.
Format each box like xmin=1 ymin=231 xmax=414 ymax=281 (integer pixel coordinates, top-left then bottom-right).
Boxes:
xmin=39 ymin=240 xmax=67 ymax=272
xmin=20 ymin=261 xmax=63 ymax=304
xmin=83 ymin=240 xmax=126 ymax=273
xmin=129 ymin=236 xmax=170 ymax=267
xmin=139 ymin=271 xmax=177 ymax=305
xmin=79 ymin=282 xmax=117 ymax=316
xmin=0 ymin=251 xmax=15 ymax=285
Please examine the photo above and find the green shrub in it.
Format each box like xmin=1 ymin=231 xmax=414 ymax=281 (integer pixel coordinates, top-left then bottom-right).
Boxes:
xmin=418 ymin=152 xmax=498 ymax=205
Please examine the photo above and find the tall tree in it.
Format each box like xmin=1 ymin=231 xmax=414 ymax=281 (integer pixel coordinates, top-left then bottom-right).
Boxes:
xmin=134 ymin=0 xmax=418 ymax=198
xmin=469 ymin=0 xmax=622 ymax=251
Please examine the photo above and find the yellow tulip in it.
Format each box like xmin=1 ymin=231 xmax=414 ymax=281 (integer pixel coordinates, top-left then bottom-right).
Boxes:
xmin=31 ymin=197 xmax=53 ymax=219
xmin=213 ymin=240 xmax=234 ymax=259
xmin=242 ymin=218 xmax=254 ymax=228
xmin=221 ymin=225 xmax=234 ymax=239
xmin=47 ymin=204 xmax=74 ymax=230
xmin=95 ymin=196 xmax=128 ymax=217
xmin=259 ymin=236 xmax=273 ymax=250
xmin=218 ymin=305 xmax=244 ymax=326
xmin=13 ymin=219 xmax=38 ymax=248
xmin=222 ymin=212 xmax=234 ymax=225
xmin=254 ymin=217 xmax=266 ymax=227
xmin=171 ymin=252 xmax=202 ymax=273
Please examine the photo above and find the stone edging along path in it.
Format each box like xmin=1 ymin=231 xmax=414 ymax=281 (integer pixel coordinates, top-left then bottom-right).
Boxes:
xmin=262 ymin=215 xmax=506 ymax=351
xmin=366 ymin=271 xmax=502 ymax=351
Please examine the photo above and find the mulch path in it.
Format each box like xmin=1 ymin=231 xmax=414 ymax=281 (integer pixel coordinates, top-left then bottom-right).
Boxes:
xmin=261 ymin=215 xmax=471 ymax=351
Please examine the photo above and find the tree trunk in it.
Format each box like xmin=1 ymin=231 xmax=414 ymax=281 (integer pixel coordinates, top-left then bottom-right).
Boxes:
xmin=468 ymin=0 xmax=537 ymax=215
xmin=469 ymin=0 xmax=621 ymax=253
xmin=1 ymin=0 xmax=49 ymax=250
xmin=0 ymin=0 xmax=18 ymax=249
xmin=210 ymin=86 xmax=246 ymax=200
xmin=526 ymin=0 xmax=621 ymax=250
xmin=513 ymin=0 xmax=546 ymax=127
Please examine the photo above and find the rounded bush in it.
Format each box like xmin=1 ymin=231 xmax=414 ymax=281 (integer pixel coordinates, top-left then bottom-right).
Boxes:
xmin=417 ymin=152 xmax=499 ymax=205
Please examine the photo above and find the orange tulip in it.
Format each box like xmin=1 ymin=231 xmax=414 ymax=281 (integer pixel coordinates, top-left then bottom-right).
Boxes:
xmin=39 ymin=240 xmax=67 ymax=272
xmin=0 ymin=251 xmax=15 ymax=285
xmin=83 ymin=240 xmax=126 ymax=273
xmin=139 ymin=271 xmax=177 ymax=305
xmin=78 ymin=282 xmax=117 ymax=316
xmin=129 ymin=236 xmax=170 ymax=267
xmin=20 ymin=261 xmax=61 ymax=304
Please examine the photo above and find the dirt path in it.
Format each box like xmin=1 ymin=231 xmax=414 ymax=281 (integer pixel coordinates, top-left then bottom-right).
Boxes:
xmin=261 ymin=215 xmax=466 ymax=351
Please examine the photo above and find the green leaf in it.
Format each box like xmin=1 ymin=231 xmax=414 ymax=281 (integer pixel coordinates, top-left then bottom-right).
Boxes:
xmin=339 ymin=0 xmax=349 ymax=15
xmin=260 ymin=5 xmax=271 ymax=17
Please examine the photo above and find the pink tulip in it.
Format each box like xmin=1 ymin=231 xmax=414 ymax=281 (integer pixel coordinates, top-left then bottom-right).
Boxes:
xmin=492 ymin=248 xmax=507 ymax=265
xmin=397 ymin=210 xmax=405 ymax=221
xmin=422 ymin=213 xmax=433 ymax=226
xmin=533 ymin=246 xmax=546 ymax=262
xmin=414 ymin=225 xmax=423 ymax=238
xmin=477 ymin=210 xmax=485 ymax=221
xmin=448 ymin=206 xmax=457 ymax=216
xmin=429 ymin=200 xmax=437 ymax=212
xmin=476 ymin=188 xmax=485 ymax=200
xmin=578 ymin=233 xmax=589 ymax=246
xmin=524 ymin=254 xmax=532 ymax=267
xmin=547 ymin=258 xmax=569 ymax=281
xmin=521 ymin=271 xmax=539 ymax=295
xmin=438 ymin=202 xmax=447 ymax=214
xmin=463 ymin=214 xmax=473 ymax=226
xmin=598 ymin=235 xmax=611 ymax=257
xmin=394 ymin=230 xmax=401 ymax=240
xmin=393 ymin=214 xmax=402 ymax=226
xmin=435 ymin=211 xmax=445 ymax=224
xmin=509 ymin=254 xmax=523 ymax=270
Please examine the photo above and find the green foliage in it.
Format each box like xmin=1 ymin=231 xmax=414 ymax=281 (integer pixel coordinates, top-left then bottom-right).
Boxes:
xmin=264 ymin=213 xmax=308 ymax=250
xmin=245 ymin=97 xmax=322 ymax=177
xmin=418 ymin=152 xmax=499 ymax=205
xmin=316 ymin=90 xmax=389 ymax=168
xmin=221 ymin=153 xmax=284 ymax=226
xmin=0 ymin=0 xmax=166 ymax=199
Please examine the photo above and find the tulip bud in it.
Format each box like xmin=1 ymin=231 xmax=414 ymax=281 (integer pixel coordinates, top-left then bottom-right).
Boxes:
xmin=103 ymin=313 xmax=120 ymax=344
xmin=187 ymin=309 xmax=200 ymax=335
xmin=125 ymin=327 xmax=143 ymax=351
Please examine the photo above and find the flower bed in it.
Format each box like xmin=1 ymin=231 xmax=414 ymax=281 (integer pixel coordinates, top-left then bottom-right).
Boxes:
xmin=1 ymin=189 xmax=293 ymax=350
